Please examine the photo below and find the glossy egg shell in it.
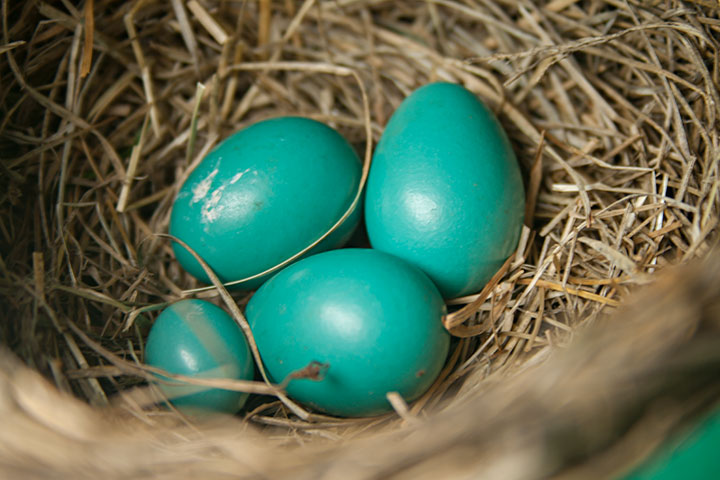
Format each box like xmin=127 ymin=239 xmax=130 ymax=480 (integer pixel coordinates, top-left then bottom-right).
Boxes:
xmin=145 ymin=299 xmax=255 ymax=414
xmin=364 ymin=82 xmax=525 ymax=299
xmin=246 ymin=248 xmax=450 ymax=417
xmin=170 ymin=117 xmax=362 ymax=289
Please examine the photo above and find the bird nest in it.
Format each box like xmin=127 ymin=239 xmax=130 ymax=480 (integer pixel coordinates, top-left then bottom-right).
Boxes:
xmin=1 ymin=1 xmax=719 ymax=479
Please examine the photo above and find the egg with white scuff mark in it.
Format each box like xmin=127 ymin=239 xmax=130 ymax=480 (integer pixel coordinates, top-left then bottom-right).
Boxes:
xmin=170 ymin=117 xmax=362 ymax=289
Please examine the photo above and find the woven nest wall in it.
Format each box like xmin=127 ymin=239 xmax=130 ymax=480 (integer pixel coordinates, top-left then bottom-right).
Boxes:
xmin=1 ymin=1 xmax=720 ymax=479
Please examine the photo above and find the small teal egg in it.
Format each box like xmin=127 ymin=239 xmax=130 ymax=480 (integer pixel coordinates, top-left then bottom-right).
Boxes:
xmin=246 ymin=248 xmax=450 ymax=417
xmin=365 ymin=82 xmax=525 ymax=299
xmin=145 ymin=299 xmax=255 ymax=414
xmin=170 ymin=117 xmax=362 ymax=289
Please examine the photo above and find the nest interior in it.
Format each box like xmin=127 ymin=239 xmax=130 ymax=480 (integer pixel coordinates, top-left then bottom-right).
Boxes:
xmin=1 ymin=0 xmax=719 ymax=479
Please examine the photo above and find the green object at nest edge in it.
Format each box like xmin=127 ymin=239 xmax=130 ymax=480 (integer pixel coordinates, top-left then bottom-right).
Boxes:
xmin=620 ymin=407 xmax=720 ymax=480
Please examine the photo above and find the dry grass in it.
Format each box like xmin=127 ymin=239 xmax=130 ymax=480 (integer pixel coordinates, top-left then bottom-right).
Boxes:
xmin=1 ymin=0 xmax=719 ymax=478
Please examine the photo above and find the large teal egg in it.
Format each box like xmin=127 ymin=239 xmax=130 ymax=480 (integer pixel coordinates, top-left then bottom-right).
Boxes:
xmin=364 ymin=82 xmax=525 ymax=299
xmin=245 ymin=248 xmax=450 ymax=417
xmin=170 ymin=117 xmax=362 ymax=289
xmin=145 ymin=299 xmax=255 ymax=414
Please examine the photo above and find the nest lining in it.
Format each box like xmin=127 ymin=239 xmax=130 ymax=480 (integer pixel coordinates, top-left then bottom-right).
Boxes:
xmin=1 ymin=0 xmax=719 ymax=478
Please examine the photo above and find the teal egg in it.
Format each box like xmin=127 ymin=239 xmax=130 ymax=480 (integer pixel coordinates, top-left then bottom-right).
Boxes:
xmin=145 ymin=299 xmax=255 ymax=414
xmin=365 ymin=82 xmax=525 ymax=299
xmin=170 ymin=117 xmax=362 ymax=289
xmin=620 ymin=408 xmax=720 ymax=480
xmin=246 ymin=248 xmax=450 ymax=417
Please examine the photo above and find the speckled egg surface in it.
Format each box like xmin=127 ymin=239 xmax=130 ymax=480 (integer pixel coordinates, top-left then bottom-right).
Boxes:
xmin=245 ymin=248 xmax=450 ymax=417
xmin=170 ymin=117 xmax=362 ymax=289
xmin=364 ymin=82 xmax=525 ymax=299
xmin=145 ymin=299 xmax=255 ymax=414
